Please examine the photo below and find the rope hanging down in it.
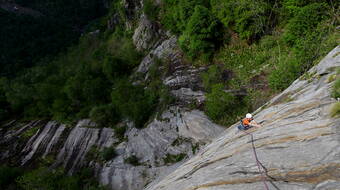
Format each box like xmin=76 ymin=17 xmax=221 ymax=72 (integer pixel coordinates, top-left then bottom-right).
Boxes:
xmin=242 ymin=130 xmax=269 ymax=190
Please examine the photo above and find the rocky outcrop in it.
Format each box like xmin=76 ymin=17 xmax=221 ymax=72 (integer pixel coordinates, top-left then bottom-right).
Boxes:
xmin=163 ymin=64 xmax=208 ymax=105
xmin=107 ymin=13 xmax=120 ymax=31
xmin=146 ymin=46 xmax=340 ymax=190
xmin=123 ymin=0 xmax=142 ymax=30
xmin=99 ymin=106 xmax=224 ymax=190
xmin=0 ymin=107 xmax=224 ymax=190
xmin=136 ymin=36 xmax=182 ymax=75
xmin=171 ymin=88 xmax=205 ymax=105
xmin=133 ymin=15 xmax=164 ymax=52
xmin=134 ymin=34 xmax=208 ymax=105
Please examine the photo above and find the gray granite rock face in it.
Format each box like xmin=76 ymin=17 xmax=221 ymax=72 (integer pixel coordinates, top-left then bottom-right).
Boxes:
xmin=54 ymin=120 xmax=117 ymax=174
xmin=135 ymin=34 xmax=207 ymax=105
xmin=146 ymin=46 xmax=340 ymax=190
xmin=136 ymin=36 xmax=182 ymax=75
xmin=163 ymin=65 xmax=208 ymax=105
xmin=133 ymin=15 xmax=164 ymax=52
xmin=0 ymin=120 xmax=47 ymax=162
xmin=163 ymin=66 xmax=207 ymax=91
xmin=98 ymin=106 xmax=224 ymax=190
xmin=0 ymin=108 xmax=224 ymax=190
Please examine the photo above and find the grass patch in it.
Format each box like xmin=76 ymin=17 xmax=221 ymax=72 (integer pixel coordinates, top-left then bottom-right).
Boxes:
xmin=100 ymin=147 xmax=117 ymax=161
xmin=114 ymin=125 xmax=127 ymax=142
xmin=20 ymin=126 xmax=40 ymax=139
xmin=331 ymin=79 xmax=340 ymax=99
xmin=330 ymin=102 xmax=340 ymax=117
xmin=191 ymin=143 xmax=200 ymax=154
xmin=301 ymin=71 xmax=316 ymax=82
xmin=171 ymin=137 xmax=191 ymax=146
xmin=85 ymin=146 xmax=101 ymax=162
xmin=327 ymin=74 xmax=337 ymax=83
xmin=163 ymin=153 xmax=186 ymax=164
xmin=124 ymin=155 xmax=140 ymax=166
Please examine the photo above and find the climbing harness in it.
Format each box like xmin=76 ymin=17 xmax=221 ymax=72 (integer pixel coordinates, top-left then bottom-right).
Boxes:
xmin=241 ymin=130 xmax=270 ymax=190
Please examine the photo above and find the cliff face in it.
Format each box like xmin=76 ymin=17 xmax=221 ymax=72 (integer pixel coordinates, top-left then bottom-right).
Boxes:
xmin=0 ymin=109 xmax=223 ymax=190
xmin=146 ymin=46 xmax=340 ymax=190
xmin=0 ymin=2 xmax=225 ymax=189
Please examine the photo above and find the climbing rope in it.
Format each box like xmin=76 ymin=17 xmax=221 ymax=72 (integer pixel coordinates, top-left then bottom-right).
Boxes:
xmin=242 ymin=130 xmax=270 ymax=190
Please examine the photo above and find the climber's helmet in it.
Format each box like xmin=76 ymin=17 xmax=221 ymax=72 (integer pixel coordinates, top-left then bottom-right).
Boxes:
xmin=246 ymin=113 xmax=253 ymax=119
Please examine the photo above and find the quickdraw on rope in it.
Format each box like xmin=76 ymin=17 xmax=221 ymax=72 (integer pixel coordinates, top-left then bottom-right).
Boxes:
xmin=242 ymin=130 xmax=270 ymax=190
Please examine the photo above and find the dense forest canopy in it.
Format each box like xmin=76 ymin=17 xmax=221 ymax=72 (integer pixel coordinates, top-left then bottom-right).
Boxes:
xmin=0 ymin=0 xmax=107 ymax=77
xmin=0 ymin=0 xmax=339 ymax=127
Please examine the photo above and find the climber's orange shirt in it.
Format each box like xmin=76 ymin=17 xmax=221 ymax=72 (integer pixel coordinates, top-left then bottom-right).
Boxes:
xmin=242 ymin=118 xmax=253 ymax=126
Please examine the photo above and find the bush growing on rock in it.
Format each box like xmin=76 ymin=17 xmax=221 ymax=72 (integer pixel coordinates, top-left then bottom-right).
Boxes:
xmin=101 ymin=147 xmax=117 ymax=161
xmin=124 ymin=155 xmax=140 ymax=166
xmin=163 ymin=153 xmax=186 ymax=164
xmin=89 ymin=104 xmax=120 ymax=127
xmin=114 ymin=125 xmax=127 ymax=142
xmin=268 ymin=58 xmax=300 ymax=91
xmin=331 ymin=79 xmax=340 ymax=99
xmin=205 ymin=83 xmax=249 ymax=125
xmin=201 ymin=65 xmax=223 ymax=92
xmin=330 ymin=102 xmax=340 ymax=117
xmin=111 ymin=79 xmax=158 ymax=128
xmin=205 ymin=84 xmax=236 ymax=121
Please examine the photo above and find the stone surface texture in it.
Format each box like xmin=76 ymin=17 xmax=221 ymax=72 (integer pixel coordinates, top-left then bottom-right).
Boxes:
xmin=133 ymin=15 xmax=164 ymax=52
xmin=0 ymin=107 xmax=224 ymax=190
xmin=146 ymin=46 xmax=340 ymax=190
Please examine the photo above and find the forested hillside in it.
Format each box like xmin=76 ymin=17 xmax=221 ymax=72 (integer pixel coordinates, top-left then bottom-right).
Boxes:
xmin=0 ymin=0 xmax=339 ymax=189
xmin=1 ymin=0 xmax=338 ymax=126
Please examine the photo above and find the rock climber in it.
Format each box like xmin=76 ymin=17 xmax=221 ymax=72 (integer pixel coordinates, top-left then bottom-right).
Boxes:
xmin=238 ymin=113 xmax=262 ymax=130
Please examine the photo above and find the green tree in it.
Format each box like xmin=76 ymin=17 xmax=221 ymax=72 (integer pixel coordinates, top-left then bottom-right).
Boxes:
xmin=268 ymin=58 xmax=300 ymax=91
xmin=160 ymin=0 xmax=209 ymax=33
xmin=205 ymin=84 xmax=236 ymax=121
xmin=201 ymin=65 xmax=223 ymax=92
xmin=111 ymin=79 xmax=158 ymax=128
xmin=143 ymin=0 xmax=160 ymax=21
xmin=283 ymin=3 xmax=330 ymax=46
xmin=89 ymin=104 xmax=120 ymax=127
xmin=179 ymin=5 xmax=221 ymax=60
xmin=102 ymin=56 xmax=127 ymax=82
xmin=210 ymin=0 xmax=272 ymax=40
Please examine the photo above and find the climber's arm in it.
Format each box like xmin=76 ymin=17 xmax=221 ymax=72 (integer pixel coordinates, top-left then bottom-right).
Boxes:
xmin=249 ymin=120 xmax=262 ymax=128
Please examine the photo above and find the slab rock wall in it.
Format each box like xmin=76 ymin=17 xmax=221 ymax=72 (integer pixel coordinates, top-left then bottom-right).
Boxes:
xmin=145 ymin=46 xmax=340 ymax=190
